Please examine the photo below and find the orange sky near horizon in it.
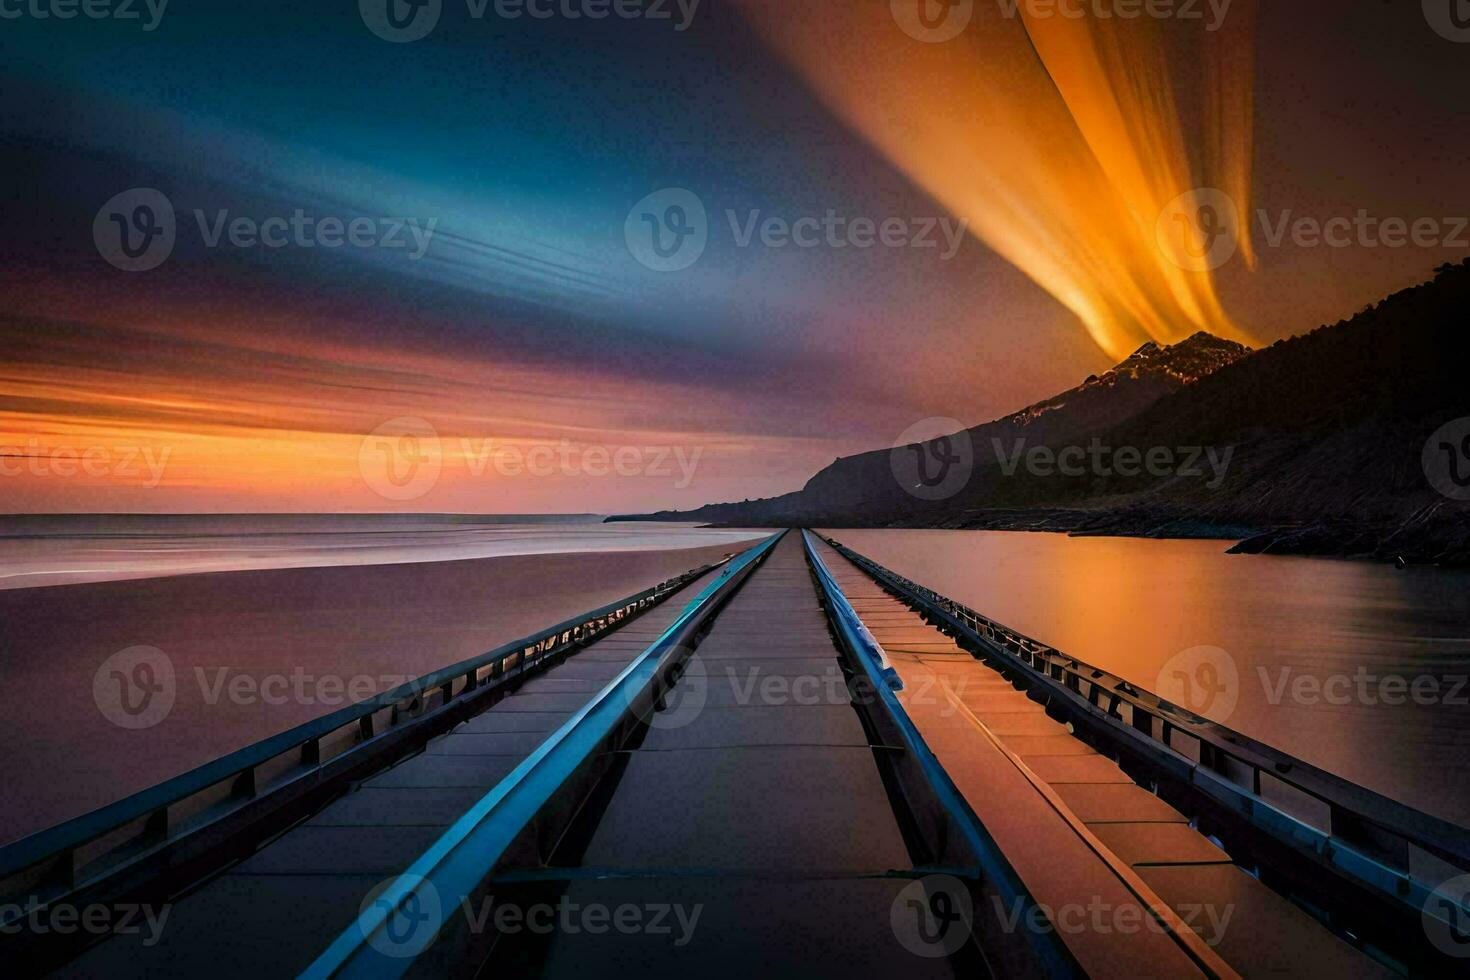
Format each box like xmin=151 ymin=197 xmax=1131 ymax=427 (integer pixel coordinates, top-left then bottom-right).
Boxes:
xmin=3 ymin=0 xmax=1468 ymax=514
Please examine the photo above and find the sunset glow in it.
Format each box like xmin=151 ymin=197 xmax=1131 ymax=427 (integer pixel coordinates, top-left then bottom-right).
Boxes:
xmin=1 ymin=0 xmax=1462 ymax=512
xmin=746 ymin=0 xmax=1259 ymax=360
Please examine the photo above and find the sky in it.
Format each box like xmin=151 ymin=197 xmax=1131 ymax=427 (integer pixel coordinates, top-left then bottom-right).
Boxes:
xmin=2 ymin=0 xmax=1468 ymax=514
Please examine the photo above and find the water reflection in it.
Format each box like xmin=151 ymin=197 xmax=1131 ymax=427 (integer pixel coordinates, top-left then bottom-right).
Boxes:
xmin=827 ymin=529 xmax=1470 ymax=825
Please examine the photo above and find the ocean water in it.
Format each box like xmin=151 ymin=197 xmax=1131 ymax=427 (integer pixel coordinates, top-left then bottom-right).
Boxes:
xmin=0 ymin=517 xmax=762 ymax=841
xmin=0 ymin=514 xmax=765 ymax=589
xmin=826 ymin=528 xmax=1470 ymax=826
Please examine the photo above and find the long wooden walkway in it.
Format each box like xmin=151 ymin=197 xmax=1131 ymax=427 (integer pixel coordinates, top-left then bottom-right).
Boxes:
xmin=60 ymin=564 xmax=726 ymax=978
xmin=809 ymin=535 xmax=1392 ymax=979
xmin=16 ymin=529 xmax=1452 ymax=977
xmin=482 ymin=532 xmax=962 ymax=977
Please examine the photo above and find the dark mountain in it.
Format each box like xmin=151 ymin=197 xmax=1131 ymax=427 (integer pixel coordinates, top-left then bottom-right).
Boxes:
xmin=635 ymin=331 xmax=1252 ymax=525
xmin=627 ymin=259 xmax=1470 ymax=563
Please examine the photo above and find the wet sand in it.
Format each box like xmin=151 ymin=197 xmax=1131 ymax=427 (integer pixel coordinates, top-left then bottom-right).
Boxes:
xmin=0 ymin=540 xmax=754 ymax=844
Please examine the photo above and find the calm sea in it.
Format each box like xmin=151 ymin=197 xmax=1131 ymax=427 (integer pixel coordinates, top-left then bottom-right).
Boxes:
xmin=0 ymin=514 xmax=762 ymax=589
xmin=826 ymin=528 xmax=1470 ymax=826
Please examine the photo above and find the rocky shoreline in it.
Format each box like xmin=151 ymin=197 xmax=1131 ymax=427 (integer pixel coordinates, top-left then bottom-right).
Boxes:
xmin=674 ymin=505 xmax=1470 ymax=567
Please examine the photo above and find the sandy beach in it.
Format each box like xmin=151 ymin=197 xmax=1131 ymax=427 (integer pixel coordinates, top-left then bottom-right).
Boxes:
xmin=0 ymin=539 xmax=755 ymax=844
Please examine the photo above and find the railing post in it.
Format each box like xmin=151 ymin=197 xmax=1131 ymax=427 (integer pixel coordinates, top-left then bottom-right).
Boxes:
xmin=232 ymin=768 xmax=257 ymax=800
xmin=144 ymin=807 xmax=168 ymax=845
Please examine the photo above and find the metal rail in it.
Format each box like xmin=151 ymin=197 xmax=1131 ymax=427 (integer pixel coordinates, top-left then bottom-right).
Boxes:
xmin=303 ymin=531 xmax=785 ymax=979
xmin=820 ymin=533 xmax=1470 ymax=968
xmin=0 ymin=553 xmax=734 ymax=924
xmin=802 ymin=531 xmax=1082 ymax=980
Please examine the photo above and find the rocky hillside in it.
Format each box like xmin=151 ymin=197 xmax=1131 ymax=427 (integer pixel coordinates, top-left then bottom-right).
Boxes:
xmin=625 ymin=260 xmax=1470 ymax=564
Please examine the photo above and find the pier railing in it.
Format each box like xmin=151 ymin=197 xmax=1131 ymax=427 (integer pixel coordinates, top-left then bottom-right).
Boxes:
xmin=0 ymin=554 xmax=732 ymax=924
xmin=803 ymin=532 xmax=1084 ymax=979
xmin=303 ymin=531 xmax=785 ymax=979
xmin=821 ymin=534 xmax=1470 ymax=957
